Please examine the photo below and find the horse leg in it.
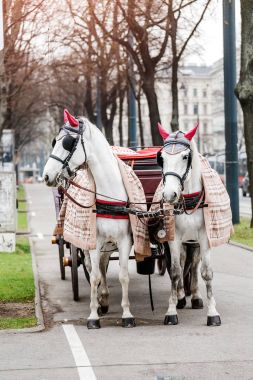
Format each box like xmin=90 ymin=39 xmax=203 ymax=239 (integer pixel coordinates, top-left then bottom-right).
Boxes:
xmin=117 ymin=235 xmax=135 ymax=328
xmin=83 ymin=250 xmax=91 ymax=274
xmin=87 ymin=245 xmax=102 ymax=329
xmin=200 ymin=247 xmax=221 ymax=326
xmin=191 ymin=246 xmax=204 ymax=309
xmin=164 ymin=242 xmax=181 ymax=325
xmin=177 ymin=245 xmax=187 ymax=309
xmin=98 ymin=252 xmax=110 ymax=314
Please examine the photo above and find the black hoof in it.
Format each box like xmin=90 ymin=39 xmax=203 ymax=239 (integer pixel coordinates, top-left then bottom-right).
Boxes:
xmin=100 ymin=305 xmax=109 ymax=314
xmin=122 ymin=317 xmax=136 ymax=328
xmin=177 ymin=297 xmax=186 ymax=309
xmin=191 ymin=298 xmax=204 ymax=309
xmin=87 ymin=319 xmax=101 ymax=329
xmin=207 ymin=315 xmax=221 ymax=326
xmin=164 ymin=314 xmax=178 ymax=325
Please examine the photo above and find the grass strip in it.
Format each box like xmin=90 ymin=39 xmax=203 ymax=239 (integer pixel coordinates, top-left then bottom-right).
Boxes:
xmin=0 ymin=317 xmax=37 ymax=330
xmin=0 ymin=238 xmax=35 ymax=302
xmin=0 ymin=186 xmax=36 ymax=329
xmin=232 ymin=217 xmax=253 ymax=248
xmin=17 ymin=185 xmax=28 ymax=232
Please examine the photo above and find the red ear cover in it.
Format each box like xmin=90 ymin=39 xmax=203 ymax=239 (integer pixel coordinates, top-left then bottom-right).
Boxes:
xmin=157 ymin=122 xmax=169 ymax=140
xmin=184 ymin=122 xmax=199 ymax=141
xmin=64 ymin=109 xmax=79 ymax=127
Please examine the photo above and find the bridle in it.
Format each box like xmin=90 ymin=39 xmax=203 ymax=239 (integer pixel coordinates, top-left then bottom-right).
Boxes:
xmin=50 ymin=119 xmax=87 ymax=177
xmin=157 ymin=138 xmax=192 ymax=192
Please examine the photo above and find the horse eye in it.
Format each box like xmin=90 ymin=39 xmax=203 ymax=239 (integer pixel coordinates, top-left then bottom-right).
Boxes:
xmin=52 ymin=138 xmax=56 ymax=148
xmin=183 ymin=155 xmax=188 ymax=160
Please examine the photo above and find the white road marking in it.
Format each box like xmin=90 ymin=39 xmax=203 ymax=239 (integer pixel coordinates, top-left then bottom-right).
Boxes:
xmin=62 ymin=324 xmax=97 ymax=380
xmin=37 ymin=233 xmax=44 ymax=239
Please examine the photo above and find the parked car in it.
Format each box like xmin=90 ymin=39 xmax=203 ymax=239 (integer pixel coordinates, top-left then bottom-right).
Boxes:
xmin=241 ymin=172 xmax=250 ymax=197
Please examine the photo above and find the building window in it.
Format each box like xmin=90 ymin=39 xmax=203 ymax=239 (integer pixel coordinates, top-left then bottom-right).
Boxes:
xmin=193 ymin=104 xmax=199 ymax=115
xmin=203 ymin=122 xmax=207 ymax=133
xmin=193 ymin=88 xmax=197 ymax=97
xmin=203 ymin=104 xmax=207 ymax=114
xmin=184 ymin=104 xmax=188 ymax=114
xmin=203 ymin=89 xmax=207 ymax=97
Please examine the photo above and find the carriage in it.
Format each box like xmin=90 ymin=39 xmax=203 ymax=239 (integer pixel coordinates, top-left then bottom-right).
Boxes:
xmin=44 ymin=109 xmax=233 ymax=328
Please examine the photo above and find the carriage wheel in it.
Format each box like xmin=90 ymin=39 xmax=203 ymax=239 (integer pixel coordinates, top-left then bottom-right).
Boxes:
xmin=70 ymin=244 xmax=79 ymax=301
xmin=80 ymin=250 xmax=90 ymax=285
xmin=58 ymin=236 xmax=65 ymax=280
xmin=157 ymin=256 xmax=167 ymax=276
xmin=184 ymin=270 xmax=192 ymax=297
xmin=163 ymin=242 xmax=171 ymax=274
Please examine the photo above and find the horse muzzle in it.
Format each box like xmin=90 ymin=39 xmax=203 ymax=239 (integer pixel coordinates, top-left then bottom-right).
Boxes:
xmin=163 ymin=190 xmax=179 ymax=205
xmin=43 ymin=173 xmax=57 ymax=187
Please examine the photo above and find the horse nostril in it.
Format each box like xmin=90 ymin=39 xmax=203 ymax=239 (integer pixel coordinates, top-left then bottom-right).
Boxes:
xmin=44 ymin=175 xmax=49 ymax=183
xmin=173 ymin=192 xmax=177 ymax=199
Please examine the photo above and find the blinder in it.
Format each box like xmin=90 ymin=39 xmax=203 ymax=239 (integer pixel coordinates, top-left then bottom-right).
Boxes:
xmin=62 ymin=134 xmax=77 ymax=152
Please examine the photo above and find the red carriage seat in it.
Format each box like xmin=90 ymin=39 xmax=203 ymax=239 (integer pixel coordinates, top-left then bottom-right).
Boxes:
xmin=112 ymin=146 xmax=162 ymax=206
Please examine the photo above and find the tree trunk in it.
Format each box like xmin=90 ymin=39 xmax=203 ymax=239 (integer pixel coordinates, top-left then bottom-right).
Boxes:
xmin=170 ymin=57 xmax=179 ymax=132
xmin=142 ymin=72 xmax=163 ymax=146
xmin=235 ymin=0 xmax=253 ymax=227
xmin=84 ymin=77 xmax=96 ymax=124
xmin=118 ymin=89 xmax=124 ymax=146
xmin=137 ymin=93 xmax=144 ymax=146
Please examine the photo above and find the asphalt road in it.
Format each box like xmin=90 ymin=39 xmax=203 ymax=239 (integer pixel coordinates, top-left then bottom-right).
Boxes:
xmin=1 ymin=183 xmax=253 ymax=380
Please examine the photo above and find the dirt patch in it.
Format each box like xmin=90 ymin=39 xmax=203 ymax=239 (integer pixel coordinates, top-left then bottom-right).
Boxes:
xmin=0 ymin=302 xmax=35 ymax=318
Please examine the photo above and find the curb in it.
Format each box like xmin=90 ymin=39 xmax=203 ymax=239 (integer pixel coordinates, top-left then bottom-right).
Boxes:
xmin=229 ymin=240 xmax=253 ymax=252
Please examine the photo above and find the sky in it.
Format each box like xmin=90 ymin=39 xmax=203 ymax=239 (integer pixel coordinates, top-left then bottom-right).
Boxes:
xmin=185 ymin=0 xmax=241 ymax=66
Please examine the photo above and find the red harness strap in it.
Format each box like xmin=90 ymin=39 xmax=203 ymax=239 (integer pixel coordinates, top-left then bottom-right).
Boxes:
xmin=96 ymin=199 xmax=129 ymax=219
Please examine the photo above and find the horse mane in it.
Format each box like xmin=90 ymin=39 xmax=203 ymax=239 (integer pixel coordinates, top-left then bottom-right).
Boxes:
xmin=190 ymin=138 xmax=202 ymax=180
xmin=80 ymin=117 xmax=117 ymax=160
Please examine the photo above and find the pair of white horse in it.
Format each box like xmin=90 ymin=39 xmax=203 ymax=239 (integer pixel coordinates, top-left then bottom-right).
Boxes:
xmin=43 ymin=110 xmax=221 ymax=328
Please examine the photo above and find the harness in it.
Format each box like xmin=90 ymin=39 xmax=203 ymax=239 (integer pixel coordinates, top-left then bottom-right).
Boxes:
xmin=157 ymin=131 xmax=207 ymax=213
xmin=157 ymin=133 xmax=192 ymax=191
xmin=50 ymin=119 xmax=87 ymax=176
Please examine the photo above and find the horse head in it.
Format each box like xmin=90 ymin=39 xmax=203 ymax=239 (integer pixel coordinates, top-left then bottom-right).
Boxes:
xmin=157 ymin=122 xmax=199 ymax=204
xmin=43 ymin=109 xmax=87 ymax=186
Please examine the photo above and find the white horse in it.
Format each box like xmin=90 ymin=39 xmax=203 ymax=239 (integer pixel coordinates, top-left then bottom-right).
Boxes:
xmin=157 ymin=123 xmax=221 ymax=326
xmin=43 ymin=109 xmax=135 ymax=329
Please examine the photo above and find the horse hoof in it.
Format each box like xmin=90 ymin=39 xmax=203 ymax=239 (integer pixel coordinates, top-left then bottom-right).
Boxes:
xmin=207 ymin=315 xmax=221 ymax=326
xmin=122 ymin=317 xmax=136 ymax=328
xmin=164 ymin=315 xmax=178 ymax=325
xmin=191 ymin=298 xmax=204 ymax=309
xmin=177 ymin=297 xmax=186 ymax=309
xmin=87 ymin=319 xmax=101 ymax=329
xmin=100 ymin=305 xmax=109 ymax=314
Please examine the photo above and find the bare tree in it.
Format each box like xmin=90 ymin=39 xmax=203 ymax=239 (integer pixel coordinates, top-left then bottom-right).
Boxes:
xmin=235 ymin=0 xmax=253 ymax=227
xmin=168 ymin=0 xmax=212 ymax=131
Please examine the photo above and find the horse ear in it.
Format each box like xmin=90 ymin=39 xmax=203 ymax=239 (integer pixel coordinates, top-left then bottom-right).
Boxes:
xmin=64 ymin=109 xmax=79 ymax=127
xmin=184 ymin=122 xmax=199 ymax=141
xmin=157 ymin=122 xmax=169 ymax=140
